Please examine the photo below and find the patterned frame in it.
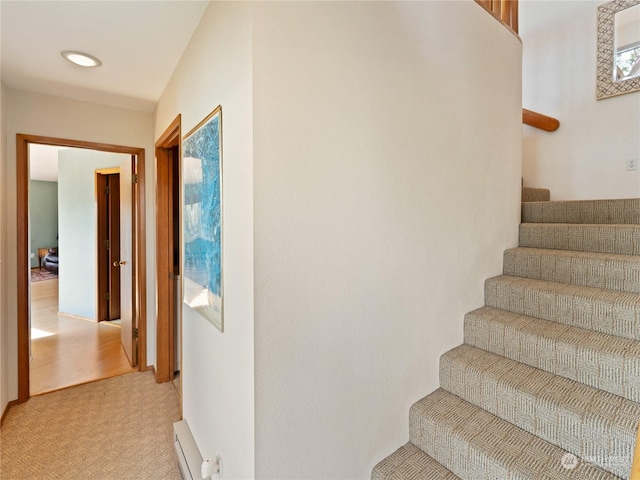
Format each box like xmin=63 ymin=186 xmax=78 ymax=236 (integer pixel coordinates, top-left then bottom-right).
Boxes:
xmin=596 ymin=0 xmax=640 ymax=99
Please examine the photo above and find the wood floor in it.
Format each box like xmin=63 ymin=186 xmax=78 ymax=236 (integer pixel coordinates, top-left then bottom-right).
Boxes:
xmin=30 ymin=277 xmax=136 ymax=396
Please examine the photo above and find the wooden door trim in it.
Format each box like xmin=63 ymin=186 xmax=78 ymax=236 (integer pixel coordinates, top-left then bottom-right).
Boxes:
xmin=16 ymin=134 xmax=147 ymax=403
xmin=16 ymin=137 xmax=29 ymax=402
xmin=155 ymin=149 xmax=171 ymax=383
xmin=156 ymin=115 xmax=181 ymax=148
xmin=96 ymin=167 xmax=120 ymax=175
xmin=155 ymin=115 xmax=181 ymax=383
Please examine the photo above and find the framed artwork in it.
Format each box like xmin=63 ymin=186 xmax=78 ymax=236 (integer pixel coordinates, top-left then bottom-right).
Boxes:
xmin=182 ymin=106 xmax=223 ymax=331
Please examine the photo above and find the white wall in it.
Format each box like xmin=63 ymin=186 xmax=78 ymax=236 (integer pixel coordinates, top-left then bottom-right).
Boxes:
xmin=617 ymin=15 xmax=640 ymax=49
xmin=29 ymin=180 xmax=58 ymax=269
xmin=252 ymin=2 xmax=522 ymax=478
xmin=57 ymin=149 xmax=129 ymax=320
xmin=154 ymin=3 xmax=255 ymax=479
xmin=521 ymin=0 xmax=640 ymax=200
xmin=1 ymin=79 xmax=8 ymax=416
xmin=2 ymin=89 xmax=155 ymax=403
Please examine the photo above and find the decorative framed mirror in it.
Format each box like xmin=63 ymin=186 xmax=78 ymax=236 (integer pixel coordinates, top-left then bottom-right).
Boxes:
xmin=597 ymin=0 xmax=640 ymax=99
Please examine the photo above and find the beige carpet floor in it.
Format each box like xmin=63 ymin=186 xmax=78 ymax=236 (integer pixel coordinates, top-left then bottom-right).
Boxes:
xmin=0 ymin=371 xmax=182 ymax=480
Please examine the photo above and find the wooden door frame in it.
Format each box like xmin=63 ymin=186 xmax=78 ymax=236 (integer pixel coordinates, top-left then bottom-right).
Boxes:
xmin=16 ymin=134 xmax=148 ymax=403
xmin=155 ymin=115 xmax=181 ymax=383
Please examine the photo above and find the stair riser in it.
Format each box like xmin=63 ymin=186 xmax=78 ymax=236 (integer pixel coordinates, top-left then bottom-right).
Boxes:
xmin=522 ymin=187 xmax=550 ymax=203
xmin=522 ymin=199 xmax=640 ymax=224
xmin=503 ymin=248 xmax=640 ymax=294
xmin=464 ymin=309 xmax=640 ymax=403
xmin=519 ymin=224 xmax=640 ymax=255
xmin=439 ymin=346 xmax=640 ymax=478
xmin=372 ymin=198 xmax=640 ymax=479
xmin=409 ymin=389 xmax=616 ymax=479
xmin=485 ymin=277 xmax=640 ymax=341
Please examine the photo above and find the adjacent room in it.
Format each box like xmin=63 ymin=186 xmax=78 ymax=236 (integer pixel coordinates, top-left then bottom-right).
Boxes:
xmin=28 ymin=144 xmax=135 ymax=395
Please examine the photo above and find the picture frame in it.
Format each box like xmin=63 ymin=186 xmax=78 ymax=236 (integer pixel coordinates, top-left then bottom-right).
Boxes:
xmin=182 ymin=106 xmax=223 ymax=331
xmin=596 ymin=0 xmax=640 ymax=99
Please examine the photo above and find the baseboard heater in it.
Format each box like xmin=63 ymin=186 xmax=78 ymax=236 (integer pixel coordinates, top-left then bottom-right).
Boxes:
xmin=174 ymin=419 xmax=205 ymax=480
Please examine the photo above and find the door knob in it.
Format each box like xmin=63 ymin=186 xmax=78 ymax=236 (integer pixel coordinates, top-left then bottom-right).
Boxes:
xmin=113 ymin=260 xmax=126 ymax=267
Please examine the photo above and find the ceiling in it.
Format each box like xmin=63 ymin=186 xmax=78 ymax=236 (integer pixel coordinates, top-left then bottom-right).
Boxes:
xmin=1 ymin=0 xmax=209 ymax=113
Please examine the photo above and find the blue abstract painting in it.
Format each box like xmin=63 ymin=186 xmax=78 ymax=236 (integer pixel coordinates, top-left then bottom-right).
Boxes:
xmin=182 ymin=106 xmax=223 ymax=331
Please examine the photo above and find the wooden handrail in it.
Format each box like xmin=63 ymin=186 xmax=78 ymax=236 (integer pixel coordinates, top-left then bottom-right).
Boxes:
xmin=475 ymin=0 xmax=518 ymax=34
xmin=522 ymin=108 xmax=560 ymax=132
xmin=474 ymin=1 xmax=559 ymax=133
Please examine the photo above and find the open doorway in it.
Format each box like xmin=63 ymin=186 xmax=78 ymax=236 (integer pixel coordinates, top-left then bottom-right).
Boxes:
xmin=155 ymin=115 xmax=182 ymax=400
xmin=28 ymin=146 xmax=136 ymax=395
xmin=17 ymin=134 xmax=148 ymax=403
xmin=96 ymin=170 xmax=122 ymax=324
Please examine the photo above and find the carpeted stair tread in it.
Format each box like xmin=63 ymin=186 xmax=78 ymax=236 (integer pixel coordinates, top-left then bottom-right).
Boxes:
xmin=440 ymin=344 xmax=640 ymax=478
xmin=503 ymin=247 xmax=640 ymax=294
xmin=371 ymin=442 xmax=460 ymax=480
xmin=519 ymin=223 xmax=640 ymax=255
xmin=409 ymin=388 xmax=616 ymax=479
xmin=464 ymin=306 xmax=640 ymax=403
xmin=372 ymin=197 xmax=640 ymax=480
xmin=522 ymin=198 xmax=640 ymax=225
xmin=485 ymin=275 xmax=640 ymax=340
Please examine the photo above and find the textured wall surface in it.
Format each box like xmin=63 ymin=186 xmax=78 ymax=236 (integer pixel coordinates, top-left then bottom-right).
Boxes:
xmin=252 ymin=2 xmax=522 ymax=478
xmin=521 ymin=0 xmax=640 ymax=200
xmin=58 ymin=149 xmax=127 ymax=319
xmin=1 ymin=79 xmax=8 ymax=416
xmin=154 ymin=3 xmax=255 ymax=478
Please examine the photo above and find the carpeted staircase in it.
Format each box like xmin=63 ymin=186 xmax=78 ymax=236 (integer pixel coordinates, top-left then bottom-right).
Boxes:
xmin=372 ymin=197 xmax=640 ymax=479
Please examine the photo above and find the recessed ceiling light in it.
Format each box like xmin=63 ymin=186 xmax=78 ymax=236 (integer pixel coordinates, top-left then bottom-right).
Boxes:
xmin=60 ymin=50 xmax=102 ymax=68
